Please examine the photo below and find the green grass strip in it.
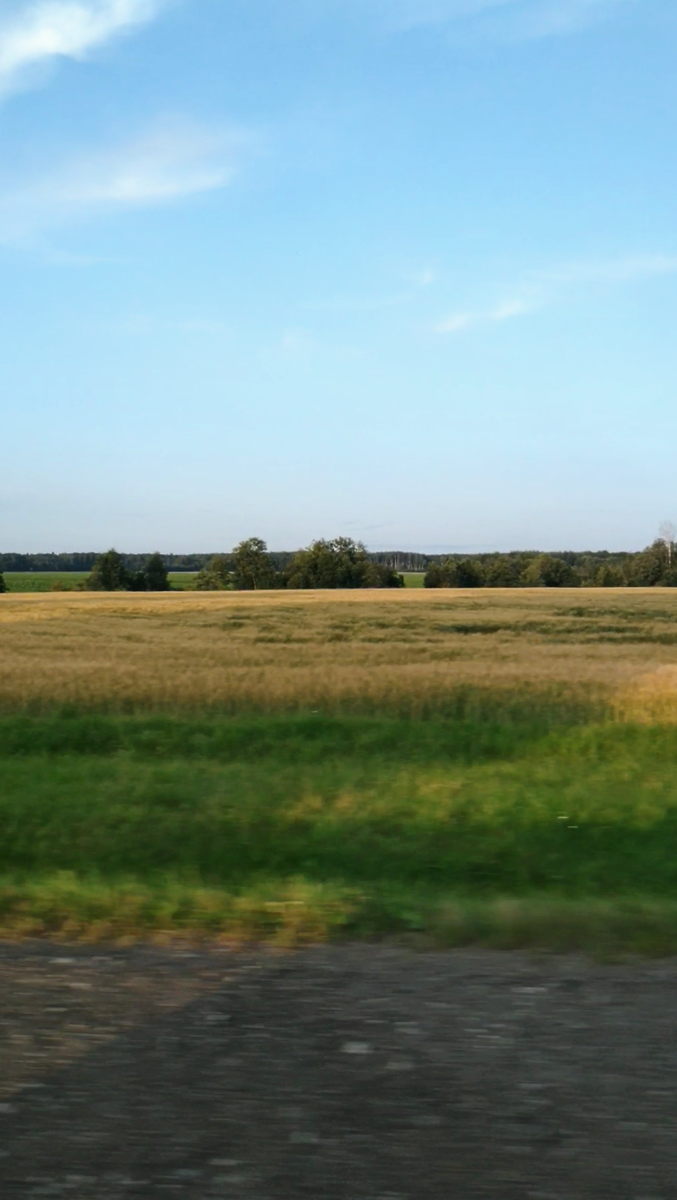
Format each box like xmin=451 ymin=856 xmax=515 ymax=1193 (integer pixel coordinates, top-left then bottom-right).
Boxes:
xmin=0 ymin=709 xmax=599 ymax=762
xmin=2 ymin=875 xmax=677 ymax=957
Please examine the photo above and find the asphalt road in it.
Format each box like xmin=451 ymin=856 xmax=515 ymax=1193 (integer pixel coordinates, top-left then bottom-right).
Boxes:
xmin=1 ymin=942 xmax=676 ymax=1199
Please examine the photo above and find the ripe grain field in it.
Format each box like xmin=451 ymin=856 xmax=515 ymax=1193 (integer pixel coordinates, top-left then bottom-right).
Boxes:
xmin=3 ymin=588 xmax=677 ymax=950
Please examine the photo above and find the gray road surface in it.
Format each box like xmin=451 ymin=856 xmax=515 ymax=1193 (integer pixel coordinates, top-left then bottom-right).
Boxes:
xmin=1 ymin=943 xmax=676 ymax=1199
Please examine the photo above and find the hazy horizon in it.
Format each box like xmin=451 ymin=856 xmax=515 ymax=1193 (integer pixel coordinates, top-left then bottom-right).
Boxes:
xmin=1 ymin=538 xmax=665 ymax=559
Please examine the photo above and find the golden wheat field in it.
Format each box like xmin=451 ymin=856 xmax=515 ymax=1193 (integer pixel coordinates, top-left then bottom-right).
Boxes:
xmin=2 ymin=587 xmax=677 ymax=715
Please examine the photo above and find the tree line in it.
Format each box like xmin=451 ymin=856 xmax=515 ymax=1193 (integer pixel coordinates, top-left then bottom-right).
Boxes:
xmin=0 ymin=550 xmax=292 ymax=574
xmin=0 ymin=539 xmax=404 ymax=594
xmin=423 ymin=539 xmax=677 ymax=588
xmin=0 ymin=549 xmax=429 ymax=575
xmin=2 ymin=535 xmax=677 ymax=593
xmin=188 ymin=538 xmax=404 ymax=591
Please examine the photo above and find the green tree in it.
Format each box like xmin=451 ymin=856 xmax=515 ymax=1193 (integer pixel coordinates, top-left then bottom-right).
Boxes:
xmin=629 ymin=541 xmax=672 ymax=587
xmin=286 ymin=539 xmax=350 ymax=588
xmin=361 ymin=561 xmax=404 ymax=588
xmin=423 ymin=563 xmax=443 ymax=588
xmin=522 ymin=555 xmax=577 ymax=587
xmin=85 ymin=549 xmax=130 ymax=592
xmin=484 ymin=557 xmax=521 ymax=587
xmin=285 ymin=538 xmax=402 ymax=589
xmin=145 ymin=553 xmax=170 ymax=592
xmin=424 ymin=557 xmax=484 ymax=588
xmin=127 ymin=554 xmax=170 ymax=592
xmin=594 ymin=564 xmax=626 ymax=587
xmin=194 ymin=555 xmax=232 ymax=590
xmin=231 ymin=538 xmax=277 ymax=590
xmin=455 ymin=558 xmax=485 ymax=587
xmin=0 ymin=571 xmax=6 ymax=594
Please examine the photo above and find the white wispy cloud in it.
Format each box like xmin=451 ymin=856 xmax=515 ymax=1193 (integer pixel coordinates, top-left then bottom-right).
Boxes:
xmin=378 ymin=0 xmax=635 ymax=40
xmin=0 ymin=117 xmax=246 ymax=241
xmin=436 ymin=254 xmax=677 ymax=334
xmin=0 ymin=0 xmax=166 ymax=95
xmin=436 ymin=294 xmax=535 ymax=333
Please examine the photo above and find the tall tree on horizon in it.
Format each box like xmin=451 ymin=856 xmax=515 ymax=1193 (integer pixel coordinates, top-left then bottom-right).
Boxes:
xmin=85 ymin=550 xmax=130 ymax=592
xmin=231 ymin=538 xmax=277 ymax=590
xmin=144 ymin=552 xmax=170 ymax=592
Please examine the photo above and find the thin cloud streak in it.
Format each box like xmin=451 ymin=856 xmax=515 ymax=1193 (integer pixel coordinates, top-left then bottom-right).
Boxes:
xmin=381 ymin=0 xmax=635 ymax=40
xmin=0 ymin=0 xmax=166 ymax=95
xmin=436 ymin=295 xmax=535 ymax=333
xmin=545 ymin=254 xmax=677 ymax=285
xmin=0 ymin=118 xmax=246 ymax=241
xmin=436 ymin=254 xmax=677 ymax=335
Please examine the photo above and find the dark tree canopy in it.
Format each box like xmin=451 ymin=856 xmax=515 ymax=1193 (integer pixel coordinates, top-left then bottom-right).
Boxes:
xmin=427 ymin=551 xmax=578 ymax=589
xmin=285 ymin=538 xmax=403 ymax=589
xmin=424 ymin=557 xmax=485 ymax=588
xmin=0 ymin=572 xmax=6 ymax=594
xmin=522 ymin=555 xmax=577 ymax=588
xmin=628 ymin=541 xmax=675 ymax=588
xmin=85 ymin=551 xmax=169 ymax=593
xmin=144 ymin=552 xmax=170 ymax=592
xmin=595 ymin=564 xmax=627 ymax=587
xmin=231 ymin=538 xmax=276 ymax=590
xmin=85 ymin=549 xmax=130 ymax=592
xmin=194 ymin=555 xmax=232 ymax=591
xmin=483 ymin=556 xmax=525 ymax=588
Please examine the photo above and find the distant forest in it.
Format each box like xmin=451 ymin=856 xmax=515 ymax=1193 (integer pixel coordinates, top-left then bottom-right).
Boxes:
xmin=0 ymin=549 xmax=426 ymax=573
xmin=1 ymin=536 xmax=676 ymax=589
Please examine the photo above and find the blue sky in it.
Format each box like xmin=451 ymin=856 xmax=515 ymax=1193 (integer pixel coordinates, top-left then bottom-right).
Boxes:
xmin=1 ymin=0 xmax=675 ymax=553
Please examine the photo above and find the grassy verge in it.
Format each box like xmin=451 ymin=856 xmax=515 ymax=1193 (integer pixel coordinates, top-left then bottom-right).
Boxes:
xmin=3 ymin=876 xmax=677 ymax=957
xmin=3 ymin=708 xmax=677 ymax=952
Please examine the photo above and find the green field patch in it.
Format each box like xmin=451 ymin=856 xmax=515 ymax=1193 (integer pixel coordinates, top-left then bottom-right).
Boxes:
xmin=4 ymin=572 xmax=88 ymax=592
xmin=167 ymin=573 xmax=197 ymax=589
xmin=3 ymin=571 xmax=199 ymax=593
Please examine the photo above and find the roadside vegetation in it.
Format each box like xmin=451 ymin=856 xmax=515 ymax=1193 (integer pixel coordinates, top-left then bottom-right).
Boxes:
xmin=2 ymin=588 xmax=677 ymax=951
